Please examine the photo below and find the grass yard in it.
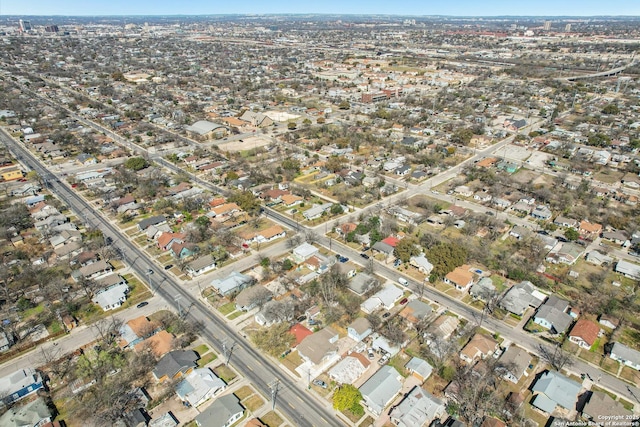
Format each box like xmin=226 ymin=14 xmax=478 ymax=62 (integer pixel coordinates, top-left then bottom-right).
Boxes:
xmin=341 ymin=408 xmax=365 ymax=423
xmin=227 ymin=311 xmax=243 ymax=320
xmin=619 ymin=366 xmax=640 ymax=386
xmin=242 ymin=394 xmax=265 ymax=412
xmin=281 ymin=351 xmax=303 ymax=377
xmin=358 ymin=417 xmax=375 ymax=427
xmin=197 ymin=353 xmax=217 ymax=367
xmin=235 ymin=385 xmax=254 ymax=400
xmin=260 ymin=411 xmax=284 ymax=427
xmin=193 ymin=344 xmax=209 ymax=355
xmin=217 ymin=302 xmax=237 ymax=315
xmin=601 ymin=357 xmax=620 ymax=374
xmin=213 ymin=364 xmax=237 ymax=383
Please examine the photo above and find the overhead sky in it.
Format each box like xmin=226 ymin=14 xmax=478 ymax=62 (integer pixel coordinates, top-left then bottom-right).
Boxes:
xmin=1 ymin=0 xmax=638 ymax=16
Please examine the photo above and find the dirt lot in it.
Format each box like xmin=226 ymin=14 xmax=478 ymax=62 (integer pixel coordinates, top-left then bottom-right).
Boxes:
xmin=217 ymin=136 xmax=271 ymax=152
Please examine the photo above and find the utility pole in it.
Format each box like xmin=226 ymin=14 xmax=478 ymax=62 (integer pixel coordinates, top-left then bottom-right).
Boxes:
xmin=269 ymin=379 xmax=280 ymax=411
xmin=222 ymin=339 xmax=236 ymax=365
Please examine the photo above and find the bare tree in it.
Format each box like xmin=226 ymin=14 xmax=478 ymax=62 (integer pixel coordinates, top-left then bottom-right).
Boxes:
xmin=537 ymin=343 xmax=574 ymax=371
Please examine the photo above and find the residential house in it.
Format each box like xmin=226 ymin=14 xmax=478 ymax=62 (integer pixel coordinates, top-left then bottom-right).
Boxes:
xmin=281 ymin=194 xmax=303 ymax=207
xmin=389 ymin=386 xmax=446 ymax=427
xmin=235 ymin=286 xmax=272 ymax=312
xmin=92 ymin=283 xmax=130 ymax=311
xmin=96 ymin=273 xmax=127 ymax=290
xmin=149 ymin=413 xmax=179 ymax=427
xmin=194 ymin=394 xmax=244 ymax=427
xmin=399 ymin=300 xmax=433 ymax=326
xmin=546 ymin=241 xmax=584 ymax=265
xmin=347 ymin=318 xmax=372 ymax=342
xmin=444 ymin=265 xmax=474 ymax=292
xmin=336 ymin=222 xmax=357 ymax=238
xmin=78 ymin=260 xmax=114 ymax=280
xmin=360 ymin=284 xmax=403 ymax=314
xmin=372 ymin=241 xmax=395 ymax=258
xmin=499 ymin=281 xmax=546 ymax=316
xmin=328 ymin=353 xmax=370 ymax=385
xmin=0 ymin=331 xmax=15 ymax=353
xmin=210 ymin=271 xmax=254 ymax=296
xmin=119 ymin=316 xmax=159 ymax=349
xmin=0 ymin=167 xmax=23 ymax=182
xmin=579 ymin=220 xmax=602 ymax=238
xmin=254 ymin=299 xmax=293 ymax=327
xmin=134 ymin=330 xmax=174 ymax=358
xmin=585 ymin=250 xmax=613 ymax=266
xmin=405 ymin=357 xmax=434 ymax=382
xmin=153 ymin=350 xmax=199 ymax=382
xmin=359 ymin=365 xmax=403 ymax=416
xmin=210 ymin=203 xmax=241 ymax=219
xmin=425 ymin=315 xmax=460 ymax=341
xmin=533 ymin=295 xmax=573 ymax=334
xmin=609 ymin=342 xmax=640 ymax=371
xmin=297 ymin=327 xmax=339 ymax=370
xmin=395 ymin=165 xmax=411 ymax=176
xmin=169 ymin=242 xmax=195 ymax=259
xmin=292 ymin=242 xmax=319 ymax=263
xmin=459 ymin=333 xmax=499 ymax=364
xmin=157 ymin=232 xmax=186 ymax=251
xmin=289 ymin=324 xmax=313 ymax=348
xmin=138 ymin=215 xmax=167 ymax=232
xmin=531 ymin=205 xmax=553 ymax=220
xmin=498 ymin=346 xmax=531 ymax=384
xmin=303 ymin=202 xmax=332 ymax=220
xmin=185 ymin=255 xmax=217 ymax=278
xmin=409 ymin=255 xmax=433 ymax=275
xmin=240 ymin=111 xmax=273 ymax=127
xmin=509 ymin=225 xmax=530 ymax=240
xmin=469 ymin=277 xmax=496 ymax=301
xmin=568 ymin=319 xmax=600 ymax=350
xmin=372 ymin=335 xmax=401 ymax=356
xmin=598 ymin=314 xmax=619 ymax=330
xmin=336 ymin=262 xmax=356 ymax=279
xmin=554 ymin=216 xmax=578 ymax=229
xmin=602 ymin=230 xmax=628 ymax=245
xmin=531 ymin=370 xmax=581 ymax=414
xmin=176 ymin=368 xmax=226 ymax=407
xmin=0 ymin=396 xmax=54 ymax=427
xmin=347 ymin=272 xmax=378 ymax=296
xmin=615 ymin=260 xmax=640 ymax=281
xmin=582 ymin=391 xmax=632 ymax=422
xmin=0 ymin=368 xmax=44 ymax=404
xmin=388 ymin=207 xmax=424 ymax=226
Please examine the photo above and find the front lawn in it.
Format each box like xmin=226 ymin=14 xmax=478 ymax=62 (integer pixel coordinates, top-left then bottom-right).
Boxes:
xmin=197 ymin=353 xmax=217 ymax=367
xmin=260 ymin=411 xmax=284 ymax=427
xmin=217 ymin=302 xmax=236 ymax=315
xmin=213 ymin=364 xmax=237 ymax=383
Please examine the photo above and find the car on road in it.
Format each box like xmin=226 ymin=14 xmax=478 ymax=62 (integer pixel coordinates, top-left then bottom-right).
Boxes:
xmin=136 ymin=301 xmax=149 ymax=308
xmin=338 ymin=256 xmax=349 ymax=263
xmin=398 ymin=277 xmax=408 ymax=286
xmin=164 ymin=264 xmax=173 ymax=270
xmin=360 ymin=253 xmax=370 ymax=259
xmin=382 ymin=312 xmax=391 ymax=318
xmin=393 ymin=259 xmax=402 ymax=268
xmin=312 ymin=379 xmax=327 ymax=389
xmin=484 ymin=211 xmax=494 ymax=216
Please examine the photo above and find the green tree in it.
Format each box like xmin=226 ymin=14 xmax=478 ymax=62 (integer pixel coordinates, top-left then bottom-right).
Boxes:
xmin=451 ymin=128 xmax=474 ymax=145
xmin=123 ymin=157 xmax=149 ymax=171
xmin=325 ymin=156 xmax=345 ymax=173
xmin=228 ymin=190 xmax=261 ymax=216
xmin=601 ymin=104 xmax=620 ymax=115
xmin=287 ymin=121 xmax=297 ymax=130
xmin=250 ymin=322 xmax=294 ymax=357
xmin=394 ymin=237 xmax=420 ymax=263
xmin=564 ymin=228 xmax=579 ymax=241
xmin=426 ymin=242 xmax=467 ymax=278
xmin=330 ymin=204 xmax=344 ymax=215
xmin=338 ymin=100 xmax=351 ymax=110
xmin=332 ymin=384 xmax=364 ymax=415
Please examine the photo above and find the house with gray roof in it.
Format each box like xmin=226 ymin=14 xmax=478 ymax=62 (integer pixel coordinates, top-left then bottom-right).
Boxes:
xmin=210 ymin=271 xmax=254 ymax=296
xmin=498 ymin=346 xmax=531 ymax=384
xmin=609 ymin=342 xmax=640 ymax=370
xmin=137 ymin=215 xmax=167 ymax=232
xmin=292 ymin=242 xmax=319 ymax=263
xmin=499 ymin=281 xmax=546 ymax=316
xmin=582 ymin=391 xmax=632 ymax=421
xmin=409 ymin=255 xmax=433 ymax=275
xmin=531 ymin=370 xmax=581 ymax=414
xmin=405 ymin=357 xmax=433 ymax=382
xmin=176 ymin=368 xmax=226 ymax=407
xmin=360 ymin=284 xmax=403 ymax=314
xmin=348 ymin=272 xmax=378 ymax=296
xmin=372 ymin=241 xmax=395 ymax=257
xmin=92 ymin=283 xmax=129 ymax=311
xmin=533 ymin=295 xmax=573 ymax=334
xmin=0 ymin=396 xmax=53 ymax=427
xmin=185 ymin=254 xmax=217 ymax=277
xmin=303 ymin=203 xmax=332 ymax=220
xmin=347 ymin=317 xmax=372 ymax=342
xmin=194 ymin=394 xmax=244 ymax=427
xmin=153 ymin=350 xmax=199 ymax=382
xmin=531 ymin=205 xmax=552 ymax=220
xmin=389 ymin=386 xmax=446 ymax=427
xmin=615 ymin=260 xmax=640 ymax=281
xmin=359 ymin=365 xmax=403 ymax=416
xmin=469 ymin=277 xmax=496 ymax=301
xmin=297 ymin=327 xmax=339 ymax=368
xmin=585 ymin=250 xmax=613 ymax=266
xmin=328 ymin=354 xmax=370 ymax=385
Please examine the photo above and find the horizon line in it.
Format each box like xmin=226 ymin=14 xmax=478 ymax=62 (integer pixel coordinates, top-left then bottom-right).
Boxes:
xmin=2 ymin=13 xmax=640 ymax=18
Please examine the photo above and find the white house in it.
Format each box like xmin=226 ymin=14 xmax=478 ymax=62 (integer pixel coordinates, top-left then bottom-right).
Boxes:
xmin=360 ymin=284 xmax=403 ymax=314
xmin=176 ymin=368 xmax=226 ymax=407
xmin=92 ymin=284 xmax=130 ymax=311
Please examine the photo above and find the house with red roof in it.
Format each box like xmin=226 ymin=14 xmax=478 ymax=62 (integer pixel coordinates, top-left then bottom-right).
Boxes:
xmin=381 ymin=236 xmax=400 ymax=247
xmin=289 ymin=324 xmax=313 ymax=348
xmin=569 ymin=318 xmax=600 ymax=349
xmin=157 ymin=232 xmax=186 ymax=251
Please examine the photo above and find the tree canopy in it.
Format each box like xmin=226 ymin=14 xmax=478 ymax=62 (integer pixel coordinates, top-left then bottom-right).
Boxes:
xmin=123 ymin=157 xmax=149 ymax=171
xmin=426 ymin=242 xmax=467 ymax=278
xmin=332 ymin=384 xmax=364 ymax=415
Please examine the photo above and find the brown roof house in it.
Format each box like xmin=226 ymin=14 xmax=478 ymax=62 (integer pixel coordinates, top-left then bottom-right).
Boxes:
xmin=297 ymin=327 xmax=339 ymax=371
xmin=444 ymin=265 xmax=474 ymax=292
xmin=568 ymin=319 xmax=600 ymax=350
xmin=459 ymin=333 xmax=499 ymax=364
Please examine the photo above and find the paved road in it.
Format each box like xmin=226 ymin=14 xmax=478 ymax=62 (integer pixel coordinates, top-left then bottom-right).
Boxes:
xmin=0 ymin=129 xmax=340 ymax=427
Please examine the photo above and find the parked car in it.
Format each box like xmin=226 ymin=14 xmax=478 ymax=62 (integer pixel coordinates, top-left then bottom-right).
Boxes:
xmin=339 ymin=256 xmax=349 ymax=263
xmin=164 ymin=264 xmax=173 ymax=270
xmin=136 ymin=301 xmax=149 ymax=308
xmin=378 ymin=353 xmax=390 ymax=365
xmin=399 ymin=298 xmax=408 ymax=305
xmin=312 ymin=379 xmax=327 ymax=389
xmin=360 ymin=253 xmax=370 ymax=259
xmin=382 ymin=312 xmax=391 ymax=319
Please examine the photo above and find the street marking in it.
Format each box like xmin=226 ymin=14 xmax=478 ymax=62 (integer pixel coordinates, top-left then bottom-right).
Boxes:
xmin=288 ymin=402 xmax=295 ymax=409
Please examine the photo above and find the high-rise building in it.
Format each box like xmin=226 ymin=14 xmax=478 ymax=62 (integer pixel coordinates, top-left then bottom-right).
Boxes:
xmin=45 ymin=25 xmax=59 ymax=33
xmin=18 ymin=19 xmax=32 ymax=32
xmin=565 ymin=23 xmax=572 ymax=32
xmin=543 ymin=20 xmax=552 ymax=31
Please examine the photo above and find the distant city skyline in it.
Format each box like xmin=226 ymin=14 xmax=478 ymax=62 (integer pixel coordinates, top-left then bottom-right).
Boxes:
xmin=1 ymin=0 xmax=639 ymax=17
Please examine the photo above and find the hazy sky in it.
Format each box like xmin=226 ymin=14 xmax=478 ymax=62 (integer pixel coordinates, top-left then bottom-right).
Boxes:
xmin=1 ymin=0 xmax=638 ymax=16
